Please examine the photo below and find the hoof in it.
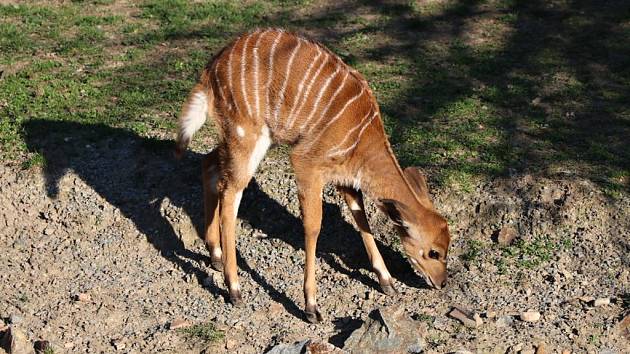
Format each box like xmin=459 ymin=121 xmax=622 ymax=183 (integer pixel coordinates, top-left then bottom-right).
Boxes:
xmin=381 ymin=282 xmax=398 ymax=296
xmin=305 ymin=308 xmax=323 ymax=324
xmin=209 ymin=257 xmax=224 ymax=272
xmin=229 ymin=291 xmax=244 ymax=307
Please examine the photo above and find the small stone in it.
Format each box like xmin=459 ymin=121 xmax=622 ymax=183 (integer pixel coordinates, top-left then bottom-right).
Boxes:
xmin=578 ymin=296 xmax=595 ymax=303
xmin=593 ymin=298 xmax=610 ymax=307
xmin=43 ymin=227 xmax=54 ymax=235
xmin=75 ymin=293 xmax=91 ymax=302
xmin=9 ymin=314 xmax=23 ymax=325
xmin=225 ymin=338 xmax=237 ymax=350
xmin=520 ymin=311 xmax=541 ymax=322
xmin=64 ymin=342 xmax=75 ymax=349
xmin=496 ymin=316 xmax=514 ymax=328
xmin=112 ymin=339 xmax=125 ymax=350
xmin=448 ymin=306 xmax=480 ymax=328
xmin=496 ymin=226 xmax=518 ymax=246
xmin=535 ymin=343 xmax=546 ymax=354
xmin=485 ymin=311 xmax=497 ymax=319
xmin=269 ymin=302 xmax=283 ymax=315
xmin=473 ymin=313 xmax=483 ymax=326
xmin=521 ymin=349 xmax=535 ymax=354
xmin=561 ymin=350 xmax=570 ymax=354
xmin=169 ymin=318 xmax=191 ymax=330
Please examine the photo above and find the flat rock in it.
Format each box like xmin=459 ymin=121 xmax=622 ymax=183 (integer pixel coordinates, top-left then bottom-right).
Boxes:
xmin=1 ymin=327 xmax=35 ymax=354
xmin=343 ymin=307 xmax=424 ymax=353
xmin=520 ymin=311 xmax=541 ymax=322
xmin=265 ymin=340 xmax=345 ymax=354
xmin=169 ymin=318 xmax=191 ymax=330
xmin=496 ymin=316 xmax=514 ymax=328
xmin=448 ymin=306 xmax=480 ymax=328
xmin=496 ymin=226 xmax=518 ymax=245
xmin=593 ymin=298 xmax=610 ymax=307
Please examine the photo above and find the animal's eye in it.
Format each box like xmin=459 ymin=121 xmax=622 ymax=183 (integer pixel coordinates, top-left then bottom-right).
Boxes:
xmin=429 ymin=250 xmax=440 ymax=260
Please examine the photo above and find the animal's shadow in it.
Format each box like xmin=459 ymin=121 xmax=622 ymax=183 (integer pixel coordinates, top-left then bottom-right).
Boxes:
xmin=23 ymin=119 xmax=427 ymax=321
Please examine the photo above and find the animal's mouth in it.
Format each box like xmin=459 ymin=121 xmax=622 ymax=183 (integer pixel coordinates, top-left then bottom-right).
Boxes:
xmin=407 ymin=258 xmax=437 ymax=288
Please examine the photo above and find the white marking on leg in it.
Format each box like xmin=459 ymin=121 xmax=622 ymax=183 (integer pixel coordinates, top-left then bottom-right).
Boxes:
xmin=265 ymin=31 xmax=283 ymax=124
xmin=253 ymin=30 xmax=269 ymax=119
xmin=247 ymin=125 xmax=272 ymax=176
xmin=281 ymin=47 xmax=323 ymax=128
xmin=349 ymin=200 xmax=361 ymax=211
xmin=240 ymin=33 xmax=254 ymax=118
xmin=236 ymin=125 xmax=245 ymax=138
xmin=233 ymin=190 xmax=243 ymax=219
xmin=298 ymin=65 xmax=341 ymax=131
xmin=273 ymin=39 xmax=303 ymax=128
xmin=212 ymin=247 xmax=223 ymax=259
xmin=179 ymin=90 xmax=208 ymax=144
xmin=285 ymin=51 xmax=329 ymax=129
xmin=229 ymin=282 xmax=241 ymax=292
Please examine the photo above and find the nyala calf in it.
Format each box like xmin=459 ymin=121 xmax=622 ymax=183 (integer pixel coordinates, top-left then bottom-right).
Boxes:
xmin=175 ymin=28 xmax=451 ymax=323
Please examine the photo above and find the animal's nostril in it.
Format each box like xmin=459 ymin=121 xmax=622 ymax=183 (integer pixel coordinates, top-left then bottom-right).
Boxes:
xmin=441 ymin=280 xmax=447 ymax=288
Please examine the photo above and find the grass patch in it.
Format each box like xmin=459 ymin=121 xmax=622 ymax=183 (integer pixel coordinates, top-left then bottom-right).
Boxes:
xmin=177 ymin=323 xmax=224 ymax=343
xmin=0 ymin=0 xmax=627 ymax=197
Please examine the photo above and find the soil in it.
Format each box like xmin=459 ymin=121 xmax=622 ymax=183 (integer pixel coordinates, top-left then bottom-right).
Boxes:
xmin=0 ymin=123 xmax=628 ymax=353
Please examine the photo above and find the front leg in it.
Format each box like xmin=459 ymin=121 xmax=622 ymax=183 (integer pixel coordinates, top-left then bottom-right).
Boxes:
xmin=337 ymin=186 xmax=397 ymax=295
xmin=292 ymin=159 xmax=325 ymax=323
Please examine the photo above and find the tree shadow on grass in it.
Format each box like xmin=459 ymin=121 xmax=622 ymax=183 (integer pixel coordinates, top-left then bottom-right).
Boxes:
xmin=22 ymin=119 xmax=427 ymax=322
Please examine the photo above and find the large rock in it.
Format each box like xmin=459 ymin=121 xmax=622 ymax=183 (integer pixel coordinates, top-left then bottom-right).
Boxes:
xmin=343 ymin=307 xmax=424 ymax=354
xmin=1 ymin=327 xmax=35 ymax=354
xmin=266 ymin=339 xmax=345 ymax=354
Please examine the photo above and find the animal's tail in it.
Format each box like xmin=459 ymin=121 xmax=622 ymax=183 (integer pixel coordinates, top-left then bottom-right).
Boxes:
xmin=175 ymin=71 xmax=214 ymax=158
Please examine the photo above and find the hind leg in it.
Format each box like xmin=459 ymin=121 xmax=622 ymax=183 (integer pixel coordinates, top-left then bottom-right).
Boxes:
xmin=202 ymin=149 xmax=223 ymax=271
xmin=219 ymin=125 xmax=271 ymax=305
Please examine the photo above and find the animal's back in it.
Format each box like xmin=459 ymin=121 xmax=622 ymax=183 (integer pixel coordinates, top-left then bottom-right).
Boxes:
xmin=207 ymin=28 xmax=380 ymax=155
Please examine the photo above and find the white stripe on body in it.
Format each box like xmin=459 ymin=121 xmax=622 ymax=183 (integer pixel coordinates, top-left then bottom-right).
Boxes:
xmin=297 ymin=65 xmax=341 ymax=131
xmin=253 ymin=30 xmax=269 ymax=119
xmin=301 ymin=86 xmax=365 ymax=152
xmin=265 ymin=31 xmax=283 ymax=123
xmin=240 ymin=33 xmax=254 ymax=118
xmin=285 ymin=52 xmax=329 ymax=130
xmin=272 ymin=39 xmax=303 ymax=128
xmin=328 ymin=110 xmax=378 ymax=157
xmin=213 ymin=61 xmax=226 ymax=104
xmin=301 ymin=70 xmax=348 ymax=134
xmin=227 ymin=43 xmax=238 ymax=113
xmin=281 ymin=47 xmax=323 ymax=129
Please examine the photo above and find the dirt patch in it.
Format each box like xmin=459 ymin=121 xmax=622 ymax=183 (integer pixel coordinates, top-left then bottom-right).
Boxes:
xmin=1 ymin=122 xmax=628 ymax=352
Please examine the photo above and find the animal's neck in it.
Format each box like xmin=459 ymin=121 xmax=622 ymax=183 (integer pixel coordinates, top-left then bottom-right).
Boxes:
xmin=348 ymin=128 xmax=419 ymax=208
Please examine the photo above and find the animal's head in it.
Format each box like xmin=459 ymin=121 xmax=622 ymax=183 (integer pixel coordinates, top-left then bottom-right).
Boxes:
xmin=379 ymin=167 xmax=451 ymax=289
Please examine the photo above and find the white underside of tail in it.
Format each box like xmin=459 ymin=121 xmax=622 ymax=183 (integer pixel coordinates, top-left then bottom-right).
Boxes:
xmin=178 ymin=89 xmax=208 ymax=150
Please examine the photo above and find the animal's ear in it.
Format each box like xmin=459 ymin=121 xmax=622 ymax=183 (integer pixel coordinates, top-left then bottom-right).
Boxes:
xmin=378 ymin=199 xmax=409 ymax=227
xmin=404 ymin=167 xmax=433 ymax=207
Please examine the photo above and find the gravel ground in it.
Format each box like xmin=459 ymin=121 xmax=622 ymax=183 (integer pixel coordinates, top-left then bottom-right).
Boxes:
xmin=1 ymin=126 xmax=628 ymax=353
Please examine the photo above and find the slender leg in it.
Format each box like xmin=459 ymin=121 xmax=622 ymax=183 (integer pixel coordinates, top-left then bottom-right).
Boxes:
xmin=202 ymin=149 xmax=223 ymax=271
xmin=220 ymin=182 xmax=246 ymax=306
xmin=292 ymin=157 xmax=325 ymax=323
xmin=337 ymin=186 xmax=397 ymax=295
xmin=219 ymin=124 xmax=271 ymax=306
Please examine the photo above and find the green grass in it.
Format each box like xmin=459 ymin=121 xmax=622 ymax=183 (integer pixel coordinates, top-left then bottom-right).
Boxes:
xmin=177 ymin=323 xmax=224 ymax=343
xmin=0 ymin=0 xmax=628 ymax=196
